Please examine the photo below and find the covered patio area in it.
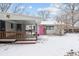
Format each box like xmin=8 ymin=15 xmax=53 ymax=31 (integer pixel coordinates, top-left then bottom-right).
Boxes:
xmin=0 ymin=20 xmax=38 ymax=43
xmin=0 ymin=13 xmax=41 ymax=43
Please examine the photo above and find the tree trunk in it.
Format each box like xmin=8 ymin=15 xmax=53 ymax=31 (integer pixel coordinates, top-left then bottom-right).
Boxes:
xmin=71 ymin=4 xmax=75 ymax=33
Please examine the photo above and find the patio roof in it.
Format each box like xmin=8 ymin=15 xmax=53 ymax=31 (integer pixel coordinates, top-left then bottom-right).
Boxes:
xmin=13 ymin=20 xmax=37 ymax=25
xmin=0 ymin=12 xmax=41 ymax=24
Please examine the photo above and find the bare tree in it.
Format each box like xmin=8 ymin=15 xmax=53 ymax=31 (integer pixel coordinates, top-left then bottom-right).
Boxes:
xmin=54 ymin=14 xmax=66 ymax=35
xmin=13 ymin=4 xmax=26 ymax=14
xmin=54 ymin=3 xmax=79 ymax=32
xmin=38 ymin=10 xmax=51 ymax=21
xmin=0 ymin=3 xmax=12 ymax=12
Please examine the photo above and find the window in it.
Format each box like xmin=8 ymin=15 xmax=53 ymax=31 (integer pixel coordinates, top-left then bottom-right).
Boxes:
xmin=50 ymin=26 xmax=54 ymax=30
xmin=46 ymin=26 xmax=54 ymax=30
xmin=11 ymin=23 xmax=13 ymax=29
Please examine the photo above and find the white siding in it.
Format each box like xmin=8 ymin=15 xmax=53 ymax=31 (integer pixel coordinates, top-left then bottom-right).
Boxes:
xmin=5 ymin=21 xmax=16 ymax=32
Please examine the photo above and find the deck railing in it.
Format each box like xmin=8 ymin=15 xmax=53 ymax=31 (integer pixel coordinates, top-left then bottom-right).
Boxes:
xmin=0 ymin=31 xmax=26 ymax=39
xmin=0 ymin=31 xmax=6 ymax=39
xmin=16 ymin=32 xmax=26 ymax=39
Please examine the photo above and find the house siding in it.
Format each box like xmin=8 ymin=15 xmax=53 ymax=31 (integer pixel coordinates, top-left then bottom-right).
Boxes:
xmin=5 ymin=21 xmax=16 ymax=32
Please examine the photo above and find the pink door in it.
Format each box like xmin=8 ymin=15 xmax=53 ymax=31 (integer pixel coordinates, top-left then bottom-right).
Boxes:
xmin=37 ymin=25 xmax=45 ymax=35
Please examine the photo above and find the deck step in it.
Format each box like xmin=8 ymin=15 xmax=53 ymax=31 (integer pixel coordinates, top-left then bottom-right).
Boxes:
xmin=0 ymin=39 xmax=16 ymax=42
xmin=15 ymin=41 xmax=36 ymax=44
xmin=0 ymin=39 xmax=16 ymax=43
xmin=16 ymin=38 xmax=37 ymax=41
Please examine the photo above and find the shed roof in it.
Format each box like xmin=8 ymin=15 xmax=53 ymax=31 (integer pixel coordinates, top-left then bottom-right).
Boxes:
xmin=40 ymin=20 xmax=65 ymax=25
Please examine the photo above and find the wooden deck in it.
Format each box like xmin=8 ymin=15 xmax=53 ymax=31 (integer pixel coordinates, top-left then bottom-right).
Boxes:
xmin=0 ymin=31 xmax=37 ymax=43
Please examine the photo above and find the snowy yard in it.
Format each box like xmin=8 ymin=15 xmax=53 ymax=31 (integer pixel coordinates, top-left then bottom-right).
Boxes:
xmin=0 ymin=33 xmax=79 ymax=56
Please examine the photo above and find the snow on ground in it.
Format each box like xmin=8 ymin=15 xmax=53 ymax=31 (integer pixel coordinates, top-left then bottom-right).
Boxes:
xmin=0 ymin=33 xmax=79 ymax=56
